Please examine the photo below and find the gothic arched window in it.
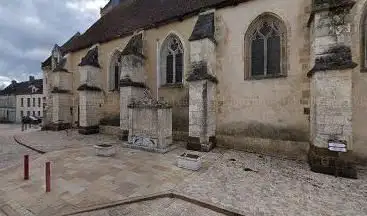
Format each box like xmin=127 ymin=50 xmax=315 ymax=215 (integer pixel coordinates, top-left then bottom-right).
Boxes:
xmin=245 ymin=14 xmax=287 ymax=79
xmin=160 ymin=34 xmax=184 ymax=85
xmin=109 ymin=50 xmax=121 ymax=90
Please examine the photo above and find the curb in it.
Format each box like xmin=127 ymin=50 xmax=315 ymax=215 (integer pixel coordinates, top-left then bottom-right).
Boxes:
xmin=61 ymin=190 xmax=245 ymax=216
xmin=13 ymin=135 xmax=46 ymax=154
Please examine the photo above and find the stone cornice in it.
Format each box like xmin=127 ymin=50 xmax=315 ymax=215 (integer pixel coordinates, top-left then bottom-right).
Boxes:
xmin=186 ymin=61 xmax=218 ymax=83
xmin=51 ymin=88 xmax=71 ymax=94
xmin=77 ymin=84 xmax=102 ymax=92
xmin=119 ymin=77 xmax=146 ymax=88
xmin=308 ymin=45 xmax=358 ymax=77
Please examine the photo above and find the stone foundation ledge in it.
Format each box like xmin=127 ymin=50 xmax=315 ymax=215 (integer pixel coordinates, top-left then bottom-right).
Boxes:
xmin=187 ymin=136 xmax=216 ymax=152
xmin=121 ymin=142 xmax=177 ymax=153
xmin=308 ymin=145 xmax=358 ymax=179
xmin=42 ymin=123 xmax=71 ymax=131
xmin=173 ymin=131 xmax=189 ymax=141
xmin=99 ymin=125 xmax=121 ymax=136
xmin=216 ymin=135 xmax=309 ymax=161
xmin=78 ymin=125 xmax=99 ymax=135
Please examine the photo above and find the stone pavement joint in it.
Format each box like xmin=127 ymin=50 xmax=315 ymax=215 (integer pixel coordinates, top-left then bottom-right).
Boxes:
xmin=62 ymin=190 xmax=245 ymax=216
xmin=1 ymin=200 xmax=36 ymax=216
xmin=13 ymin=136 xmax=45 ymax=154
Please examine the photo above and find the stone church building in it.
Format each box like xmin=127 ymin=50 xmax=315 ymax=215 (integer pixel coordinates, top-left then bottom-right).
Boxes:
xmin=41 ymin=0 xmax=367 ymax=177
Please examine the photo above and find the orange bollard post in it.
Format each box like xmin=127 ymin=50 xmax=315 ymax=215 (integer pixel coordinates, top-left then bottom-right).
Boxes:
xmin=24 ymin=155 xmax=29 ymax=180
xmin=45 ymin=162 xmax=51 ymax=192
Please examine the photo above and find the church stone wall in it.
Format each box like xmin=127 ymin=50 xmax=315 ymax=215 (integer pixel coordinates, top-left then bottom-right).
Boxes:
xmin=61 ymin=0 xmax=312 ymax=158
xmin=214 ymin=0 xmax=311 ymax=159
xmin=350 ymin=0 xmax=367 ymax=162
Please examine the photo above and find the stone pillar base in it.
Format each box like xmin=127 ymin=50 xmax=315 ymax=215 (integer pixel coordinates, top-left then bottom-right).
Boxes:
xmin=308 ymin=145 xmax=357 ymax=179
xmin=119 ymin=130 xmax=129 ymax=141
xmin=78 ymin=125 xmax=99 ymax=135
xmin=187 ymin=136 xmax=216 ymax=152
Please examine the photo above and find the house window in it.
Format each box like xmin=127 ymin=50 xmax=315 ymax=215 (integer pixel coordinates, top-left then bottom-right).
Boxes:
xmin=38 ymin=111 xmax=40 ymax=116
xmin=33 ymin=98 xmax=35 ymax=107
xmin=108 ymin=50 xmax=121 ymax=91
xmin=244 ymin=14 xmax=287 ymax=79
xmin=21 ymin=98 xmax=24 ymax=107
xmin=38 ymin=98 xmax=41 ymax=107
xmin=27 ymin=111 xmax=30 ymax=116
xmin=27 ymin=98 xmax=30 ymax=107
xmin=160 ymin=34 xmax=184 ymax=85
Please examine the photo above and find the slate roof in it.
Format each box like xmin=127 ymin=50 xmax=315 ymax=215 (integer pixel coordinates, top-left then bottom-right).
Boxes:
xmin=189 ymin=12 xmax=215 ymax=43
xmin=41 ymin=32 xmax=81 ymax=68
xmin=121 ymin=33 xmax=144 ymax=58
xmin=0 ymin=79 xmax=43 ymax=96
xmin=64 ymin=0 xmax=251 ymax=53
xmin=78 ymin=46 xmax=100 ymax=68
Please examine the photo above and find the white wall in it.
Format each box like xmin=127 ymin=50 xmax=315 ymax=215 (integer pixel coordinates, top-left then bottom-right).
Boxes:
xmin=16 ymin=94 xmax=44 ymax=123
xmin=0 ymin=95 xmax=16 ymax=122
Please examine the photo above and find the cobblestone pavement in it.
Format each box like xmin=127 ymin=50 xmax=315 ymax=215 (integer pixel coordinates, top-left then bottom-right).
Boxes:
xmin=177 ymin=151 xmax=367 ymax=216
xmin=14 ymin=130 xmax=121 ymax=153
xmin=75 ymin=197 xmax=225 ymax=216
xmin=0 ymin=144 xmax=219 ymax=216
xmin=0 ymin=124 xmax=40 ymax=171
xmin=1 ymin=130 xmax=367 ymax=216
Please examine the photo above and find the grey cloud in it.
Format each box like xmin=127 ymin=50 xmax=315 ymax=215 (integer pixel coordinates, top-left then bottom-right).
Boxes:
xmin=0 ymin=0 xmax=107 ymax=85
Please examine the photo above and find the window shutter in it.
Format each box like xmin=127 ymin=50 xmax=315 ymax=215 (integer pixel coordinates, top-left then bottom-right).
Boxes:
xmin=175 ymin=53 xmax=183 ymax=83
xmin=251 ymin=38 xmax=265 ymax=76
xmin=267 ymin=35 xmax=281 ymax=75
xmin=166 ymin=55 xmax=174 ymax=84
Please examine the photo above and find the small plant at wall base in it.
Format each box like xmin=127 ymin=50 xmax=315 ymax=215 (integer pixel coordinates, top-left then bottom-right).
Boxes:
xmin=100 ymin=115 xmax=120 ymax=126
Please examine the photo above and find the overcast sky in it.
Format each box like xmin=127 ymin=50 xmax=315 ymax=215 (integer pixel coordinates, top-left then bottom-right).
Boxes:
xmin=0 ymin=0 xmax=108 ymax=89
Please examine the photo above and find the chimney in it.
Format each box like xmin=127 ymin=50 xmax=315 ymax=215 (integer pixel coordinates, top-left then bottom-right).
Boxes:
xmin=29 ymin=76 xmax=35 ymax=81
xmin=11 ymin=80 xmax=17 ymax=85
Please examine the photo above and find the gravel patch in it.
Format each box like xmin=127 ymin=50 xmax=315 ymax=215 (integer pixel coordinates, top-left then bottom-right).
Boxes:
xmin=177 ymin=150 xmax=367 ymax=216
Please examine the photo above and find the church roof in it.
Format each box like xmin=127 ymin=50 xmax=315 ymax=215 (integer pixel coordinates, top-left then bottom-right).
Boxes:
xmin=41 ymin=32 xmax=81 ymax=68
xmin=0 ymin=79 xmax=43 ymax=96
xmin=65 ymin=0 xmax=250 ymax=53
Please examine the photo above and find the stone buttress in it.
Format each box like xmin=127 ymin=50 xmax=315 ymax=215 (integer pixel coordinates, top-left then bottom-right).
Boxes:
xmin=308 ymin=0 xmax=358 ymax=178
xmin=49 ymin=44 xmax=73 ymax=130
xmin=119 ymin=33 xmax=147 ymax=140
xmin=186 ymin=11 xmax=218 ymax=152
xmin=77 ymin=46 xmax=103 ymax=135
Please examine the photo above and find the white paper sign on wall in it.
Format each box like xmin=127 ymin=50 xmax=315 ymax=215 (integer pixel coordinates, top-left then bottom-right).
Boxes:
xmin=328 ymin=140 xmax=347 ymax=152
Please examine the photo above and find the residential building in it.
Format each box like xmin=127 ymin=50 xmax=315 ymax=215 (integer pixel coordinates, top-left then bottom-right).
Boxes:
xmin=0 ymin=76 xmax=44 ymax=123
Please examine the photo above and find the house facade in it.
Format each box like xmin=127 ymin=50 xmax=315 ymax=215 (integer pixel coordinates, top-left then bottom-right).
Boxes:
xmin=0 ymin=77 xmax=44 ymax=123
xmin=42 ymin=0 xmax=367 ymax=177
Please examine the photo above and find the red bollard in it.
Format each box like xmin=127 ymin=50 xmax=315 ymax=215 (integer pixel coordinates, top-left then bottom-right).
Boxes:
xmin=24 ymin=155 xmax=29 ymax=180
xmin=45 ymin=162 xmax=51 ymax=192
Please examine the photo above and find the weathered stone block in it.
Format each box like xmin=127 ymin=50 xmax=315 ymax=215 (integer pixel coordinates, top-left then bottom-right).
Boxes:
xmin=177 ymin=153 xmax=202 ymax=171
xmin=308 ymin=145 xmax=357 ymax=179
